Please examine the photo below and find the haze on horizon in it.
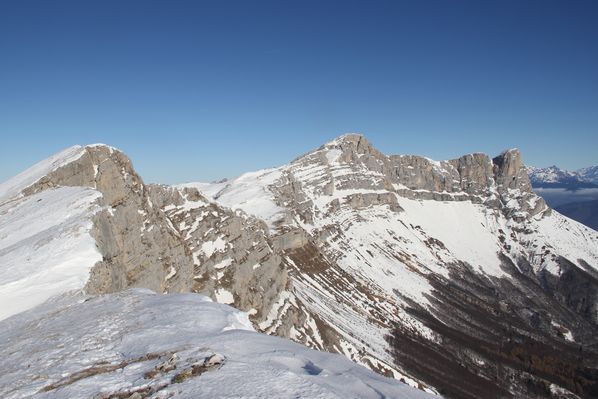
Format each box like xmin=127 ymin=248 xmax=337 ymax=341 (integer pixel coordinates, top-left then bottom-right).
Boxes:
xmin=1 ymin=0 xmax=597 ymax=184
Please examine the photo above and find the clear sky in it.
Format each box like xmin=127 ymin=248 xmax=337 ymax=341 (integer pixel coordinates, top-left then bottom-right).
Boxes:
xmin=1 ymin=0 xmax=597 ymax=184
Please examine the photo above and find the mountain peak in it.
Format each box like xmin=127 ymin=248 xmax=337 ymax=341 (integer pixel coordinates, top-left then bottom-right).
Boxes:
xmin=324 ymin=133 xmax=375 ymax=154
xmin=327 ymin=132 xmax=365 ymax=145
xmin=0 ymin=142 xmax=145 ymax=208
xmin=324 ymin=133 xmax=384 ymax=161
xmin=578 ymin=165 xmax=598 ymax=185
xmin=498 ymin=147 xmax=521 ymax=160
xmin=290 ymin=133 xmax=381 ymax=167
xmin=0 ymin=145 xmax=87 ymax=204
xmin=85 ymin=143 xmax=120 ymax=153
xmin=493 ymin=147 xmax=524 ymax=171
xmin=492 ymin=147 xmax=533 ymax=193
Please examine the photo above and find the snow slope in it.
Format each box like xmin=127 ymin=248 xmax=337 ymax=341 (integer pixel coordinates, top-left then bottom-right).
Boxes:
xmin=530 ymin=210 xmax=598 ymax=274
xmin=0 ymin=186 xmax=103 ymax=320
xmin=182 ymin=167 xmax=285 ymax=229
xmin=0 ymin=289 xmax=432 ymax=399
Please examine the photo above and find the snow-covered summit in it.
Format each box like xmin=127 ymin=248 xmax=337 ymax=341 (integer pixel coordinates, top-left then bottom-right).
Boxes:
xmin=0 ymin=145 xmax=86 ymax=204
xmin=180 ymin=167 xmax=285 ymax=229
xmin=0 ymin=144 xmax=127 ymax=206
xmin=316 ymin=132 xmax=365 ymax=148
xmin=0 ymin=142 xmax=194 ymax=319
xmin=85 ymin=142 xmax=119 ymax=152
xmin=527 ymin=165 xmax=582 ymax=184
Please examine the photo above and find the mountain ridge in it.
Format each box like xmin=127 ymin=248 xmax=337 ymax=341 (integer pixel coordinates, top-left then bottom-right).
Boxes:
xmin=1 ymin=135 xmax=598 ymax=398
xmin=526 ymin=164 xmax=598 ymax=189
xmin=190 ymin=134 xmax=598 ymax=397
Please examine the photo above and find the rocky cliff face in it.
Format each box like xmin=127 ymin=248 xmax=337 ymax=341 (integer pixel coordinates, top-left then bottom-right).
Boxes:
xmin=281 ymin=134 xmax=545 ymax=217
xmin=146 ymin=184 xmax=292 ymax=326
xmin=20 ymin=144 xmax=195 ymax=295
xmin=2 ymin=136 xmax=597 ymax=399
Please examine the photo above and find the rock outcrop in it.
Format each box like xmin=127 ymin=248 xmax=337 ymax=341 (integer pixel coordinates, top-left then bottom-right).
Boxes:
xmin=147 ymin=184 xmax=290 ymax=324
xmin=284 ymin=134 xmax=546 ymax=217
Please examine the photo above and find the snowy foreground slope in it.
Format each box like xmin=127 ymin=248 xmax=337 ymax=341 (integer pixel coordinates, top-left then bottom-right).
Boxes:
xmin=0 ymin=289 xmax=431 ymax=399
xmin=0 ymin=187 xmax=102 ymax=320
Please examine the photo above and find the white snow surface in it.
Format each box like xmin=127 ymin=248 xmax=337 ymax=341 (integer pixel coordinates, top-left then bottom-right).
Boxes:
xmin=0 ymin=289 xmax=431 ymax=399
xmin=0 ymin=186 xmax=103 ymax=321
xmin=181 ymin=168 xmax=285 ymax=229
xmin=0 ymin=146 xmax=86 ymax=204
xmin=530 ymin=210 xmax=598 ymax=274
xmin=325 ymin=148 xmax=343 ymax=164
xmin=578 ymin=165 xmax=598 ymax=184
xmin=397 ymin=198 xmax=505 ymax=277
xmin=214 ymin=288 xmax=235 ymax=304
xmin=200 ymin=236 xmax=227 ymax=258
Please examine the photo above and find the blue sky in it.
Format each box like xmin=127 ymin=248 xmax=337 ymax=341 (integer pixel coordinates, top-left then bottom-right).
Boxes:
xmin=1 ymin=0 xmax=597 ymax=184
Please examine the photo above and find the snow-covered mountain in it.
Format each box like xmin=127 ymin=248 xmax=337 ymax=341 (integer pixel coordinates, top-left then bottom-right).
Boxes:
xmin=1 ymin=135 xmax=598 ymax=398
xmin=525 ymin=165 xmax=598 ymax=230
xmin=526 ymin=165 xmax=598 ymax=188
xmin=578 ymin=165 xmax=598 ymax=184
xmin=190 ymin=135 xmax=598 ymax=398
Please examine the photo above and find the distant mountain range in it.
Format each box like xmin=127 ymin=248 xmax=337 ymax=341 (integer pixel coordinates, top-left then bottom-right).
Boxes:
xmin=526 ymin=165 xmax=598 ymax=189
xmin=526 ymin=164 xmax=598 ymax=230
